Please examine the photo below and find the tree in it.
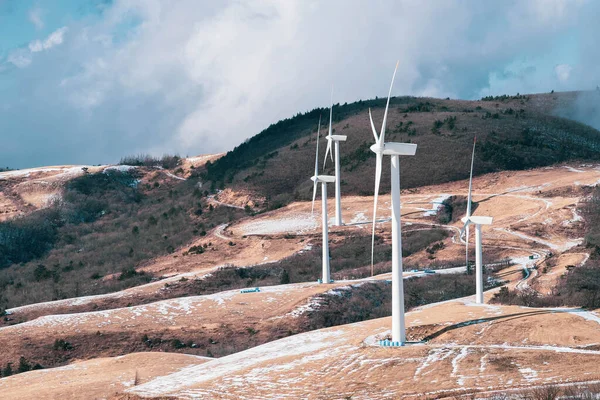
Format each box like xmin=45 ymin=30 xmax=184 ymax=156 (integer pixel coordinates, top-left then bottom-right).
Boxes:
xmin=280 ymin=269 xmax=290 ymax=285
xmin=33 ymin=264 xmax=52 ymax=281
xmin=17 ymin=357 xmax=31 ymax=373
xmin=2 ymin=362 xmax=13 ymax=377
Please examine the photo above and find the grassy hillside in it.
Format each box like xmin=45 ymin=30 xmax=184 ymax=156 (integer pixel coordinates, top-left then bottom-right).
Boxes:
xmin=0 ymin=166 xmax=245 ymax=309
xmin=205 ymin=91 xmax=600 ymax=205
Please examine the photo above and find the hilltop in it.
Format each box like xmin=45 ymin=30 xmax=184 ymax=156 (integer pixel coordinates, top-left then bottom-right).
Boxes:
xmin=205 ymin=90 xmax=600 ymax=204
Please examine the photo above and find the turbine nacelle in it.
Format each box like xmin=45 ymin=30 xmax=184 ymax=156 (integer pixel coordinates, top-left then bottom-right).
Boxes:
xmin=461 ymin=216 xmax=493 ymax=226
xmin=369 ymin=142 xmax=417 ymax=156
xmin=326 ymin=134 xmax=348 ymax=142
xmin=461 ymin=215 xmax=493 ymax=236
xmin=311 ymin=175 xmax=336 ymax=184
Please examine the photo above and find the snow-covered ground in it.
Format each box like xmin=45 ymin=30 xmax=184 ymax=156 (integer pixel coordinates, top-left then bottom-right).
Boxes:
xmin=129 ymin=328 xmax=347 ymax=397
xmin=187 ymin=154 xmax=222 ymax=164
xmin=103 ymin=165 xmax=136 ymax=173
xmin=0 ymin=165 xmax=93 ymax=180
xmin=239 ymin=213 xmax=318 ymax=235
xmin=564 ymin=166 xmax=585 ymax=173
xmin=125 ymin=294 xmax=600 ymax=399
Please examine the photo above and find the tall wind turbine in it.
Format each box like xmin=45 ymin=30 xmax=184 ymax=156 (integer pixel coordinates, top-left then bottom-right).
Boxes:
xmin=460 ymin=138 xmax=493 ymax=304
xmin=311 ymin=117 xmax=336 ymax=284
xmin=464 ymin=138 xmax=476 ymax=274
xmin=370 ymin=62 xmax=417 ymax=345
xmin=324 ymin=87 xmax=347 ymax=226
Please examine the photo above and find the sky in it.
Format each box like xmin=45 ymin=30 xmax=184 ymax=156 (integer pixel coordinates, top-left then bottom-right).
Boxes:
xmin=0 ymin=0 xmax=598 ymax=169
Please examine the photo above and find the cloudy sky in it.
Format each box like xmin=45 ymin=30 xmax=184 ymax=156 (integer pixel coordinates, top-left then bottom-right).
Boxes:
xmin=0 ymin=0 xmax=598 ymax=169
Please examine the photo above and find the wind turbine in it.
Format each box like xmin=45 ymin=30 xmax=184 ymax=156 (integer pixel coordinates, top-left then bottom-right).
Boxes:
xmin=464 ymin=138 xmax=476 ymax=274
xmin=370 ymin=62 xmax=417 ymax=346
xmin=311 ymin=116 xmax=335 ymax=284
xmin=323 ymin=87 xmax=347 ymax=226
xmin=460 ymin=138 xmax=493 ymax=304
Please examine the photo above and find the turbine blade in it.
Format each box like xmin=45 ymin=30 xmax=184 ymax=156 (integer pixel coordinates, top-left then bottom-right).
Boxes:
xmin=465 ymin=223 xmax=470 ymax=269
xmin=380 ymin=61 xmax=399 ymax=145
xmin=466 ymin=137 xmax=476 ymax=218
xmin=371 ymin=152 xmax=383 ymax=276
xmin=328 ymin=87 xmax=334 ymax=136
xmin=314 ymin=115 xmax=321 ymax=177
xmin=323 ymin=138 xmax=332 ymax=168
xmin=368 ymin=108 xmax=379 ymax=143
xmin=312 ymin=180 xmax=318 ymax=214
xmin=459 ymin=220 xmax=469 ymax=237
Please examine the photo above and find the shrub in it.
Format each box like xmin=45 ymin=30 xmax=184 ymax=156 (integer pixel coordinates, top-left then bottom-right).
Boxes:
xmin=119 ymin=266 xmax=140 ymax=281
xmin=186 ymin=245 xmax=204 ymax=255
xmin=90 ymin=272 xmax=102 ymax=280
xmin=33 ymin=265 xmax=52 ymax=281
xmin=53 ymin=339 xmax=73 ymax=351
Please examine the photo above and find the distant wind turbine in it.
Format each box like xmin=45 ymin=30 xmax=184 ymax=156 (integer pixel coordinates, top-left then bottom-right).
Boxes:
xmin=311 ymin=117 xmax=335 ymax=284
xmin=370 ymin=62 xmax=417 ymax=346
xmin=323 ymin=87 xmax=347 ymax=226
xmin=460 ymin=138 xmax=493 ymax=304
xmin=464 ymin=138 xmax=476 ymax=274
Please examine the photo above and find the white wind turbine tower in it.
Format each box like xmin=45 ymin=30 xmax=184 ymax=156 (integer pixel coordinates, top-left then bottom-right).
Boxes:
xmin=461 ymin=137 xmax=493 ymax=304
xmin=311 ymin=116 xmax=336 ymax=284
xmin=324 ymin=88 xmax=347 ymax=226
xmin=370 ymin=62 xmax=417 ymax=346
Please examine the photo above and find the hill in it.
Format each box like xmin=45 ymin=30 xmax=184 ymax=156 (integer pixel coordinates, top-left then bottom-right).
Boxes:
xmin=121 ymin=298 xmax=600 ymax=399
xmin=205 ymin=91 xmax=600 ymax=205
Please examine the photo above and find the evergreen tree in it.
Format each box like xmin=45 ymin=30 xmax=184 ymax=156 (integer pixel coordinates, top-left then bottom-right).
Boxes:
xmin=280 ymin=269 xmax=290 ymax=285
xmin=2 ymin=362 xmax=13 ymax=377
xmin=17 ymin=357 xmax=31 ymax=373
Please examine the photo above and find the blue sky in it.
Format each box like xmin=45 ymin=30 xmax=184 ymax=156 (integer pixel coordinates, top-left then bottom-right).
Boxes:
xmin=0 ymin=0 xmax=598 ymax=169
xmin=0 ymin=1 xmax=109 ymax=54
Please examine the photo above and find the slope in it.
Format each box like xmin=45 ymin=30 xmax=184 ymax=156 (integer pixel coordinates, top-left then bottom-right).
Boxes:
xmin=206 ymin=91 xmax=600 ymax=205
xmin=0 ymin=352 xmax=210 ymax=400
xmin=123 ymin=298 xmax=600 ymax=399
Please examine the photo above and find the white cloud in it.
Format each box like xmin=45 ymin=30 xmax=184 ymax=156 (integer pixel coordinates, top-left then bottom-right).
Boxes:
xmin=28 ymin=27 xmax=69 ymax=53
xmin=28 ymin=6 xmax=44 ymax=30
xmin=555 ymin=64 xmax=573 ymax=82
xmin=7 ymin=49 xmax=32 ymax=68
xmin=1 ymin=0 xmax=599 ymax=169
xmin=6 ymin=27 xmax=69 ymax=69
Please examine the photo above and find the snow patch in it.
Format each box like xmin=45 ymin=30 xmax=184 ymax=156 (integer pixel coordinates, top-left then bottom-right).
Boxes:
xmin=0 ymin=166 xmax=92 ymax=180
xmin=128 ymin=329 xmax=345 ymax=397
xmin=104 ymin=165 xmax=136 ymax=173
xmin=564 ymin=166 xmax=585 ymax=173
xmin=240 ymin=214 xmax=318 ymax=235
xmin=349 ymin=212 xmax=368 ymax=227
xmin=518 ymin=366 xmax=539 ymax=382
xmin=451 ymin=347 xmax=470 ymax=385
